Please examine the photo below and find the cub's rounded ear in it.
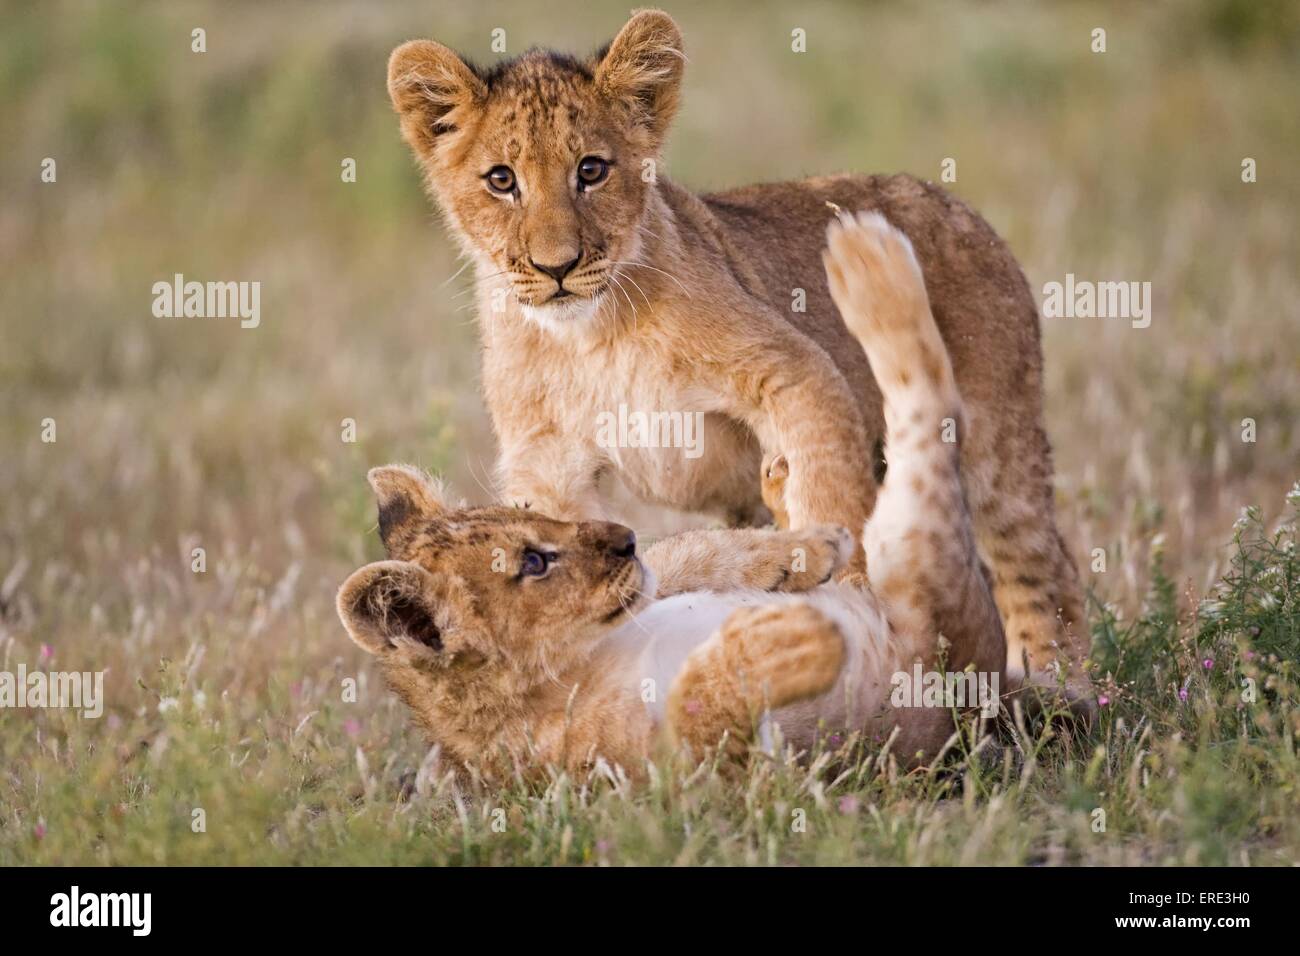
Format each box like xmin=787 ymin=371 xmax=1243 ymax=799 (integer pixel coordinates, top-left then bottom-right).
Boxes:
xmin=337 ymin=560 xmax=443 ymax=656
xmin=387 ymin=39 xmax=487 ymax=158
xmin=367 ymin=464 xmax=446 ymax=553
xmin=594 ymin=10 xmax=685 ymax=141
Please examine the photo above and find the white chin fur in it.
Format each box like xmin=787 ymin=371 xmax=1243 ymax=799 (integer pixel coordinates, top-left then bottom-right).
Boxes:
xmin=635 ymin=562 xmax=658 ymax=607
xmin=519 ymin=295 xmax=602 ymax=336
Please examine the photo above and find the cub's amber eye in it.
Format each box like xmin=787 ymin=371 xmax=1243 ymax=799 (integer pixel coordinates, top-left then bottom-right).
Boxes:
xmin=577 ymin=156 xmax=609 ymax=188
xmin=485 ymin=165 xmax=516 ymax=193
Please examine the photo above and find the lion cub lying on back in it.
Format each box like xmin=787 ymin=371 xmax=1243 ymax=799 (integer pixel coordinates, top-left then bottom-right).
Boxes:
xmin=337 ymin=215 xmax=1004 ymax=778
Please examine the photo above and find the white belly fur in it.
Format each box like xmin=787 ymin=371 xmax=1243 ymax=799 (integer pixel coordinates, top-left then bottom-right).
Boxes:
xmin=604 ymin=582 xmax=910 ymax=752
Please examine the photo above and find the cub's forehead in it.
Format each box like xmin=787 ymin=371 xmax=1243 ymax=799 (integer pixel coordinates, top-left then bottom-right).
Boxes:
xmin=407 ymin=507 xmax=569 ymax=555
xmin=481 ymin=50 xmax=596 ymax=95
xmin=474 ymin=52 xmax=609 ymax=161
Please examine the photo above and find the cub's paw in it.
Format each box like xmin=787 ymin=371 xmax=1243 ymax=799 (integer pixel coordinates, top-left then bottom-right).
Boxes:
xmin=761 ymin=452 xmax=790 ymax=530
xmin=721 ymin=602 xmax=845 ymax=710
xmin=764 ymin=524 xmax=854 ymax=591
xmin=823 ymin=210 xmax=928 ymax=352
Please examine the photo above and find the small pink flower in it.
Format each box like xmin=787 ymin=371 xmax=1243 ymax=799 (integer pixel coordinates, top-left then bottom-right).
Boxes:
xmin=1178 ymin=688 xmax=1189 ymax=701
xmin=39 ymin=644 xmax=53 ymax=662
xmin=1097 ymin=695 xmax=1109 ymax=707
xmin=107 ymin=713 xmax=122 ymax=731
xmin=290 ymin=681 xmax=303 ymax=699
xmin=1202 ymin=658 xmax=1214 ymax=670
xmin=596 ymin=839 xmax=611 ymax=854
xmin=343 ymin=718 xmax=361 ymax=739
xmin=34 ymin=822 xmax=46 ymax=840
xmin=838 ymin=795 xmax=860 ymax=815
xmin=1245 ymin=651 xmax=1255 ymax=661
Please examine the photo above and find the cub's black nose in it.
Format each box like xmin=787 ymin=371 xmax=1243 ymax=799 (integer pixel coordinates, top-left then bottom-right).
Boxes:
xmin=612 ymin=529 xmax=637 ymax=560
xmin=584 ymin=521 xmax=638 ymax=559
xmin=532 ymin=256 xmax=580 ymax=282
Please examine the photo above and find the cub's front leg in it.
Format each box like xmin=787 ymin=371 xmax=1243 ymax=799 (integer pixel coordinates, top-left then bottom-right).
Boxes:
xmin=706 ymin=317 xmax=875 ymax=571
xmin=496 ymin=429 xmax=607 ymax=522
xmin=642 ymin=525 xmax=854 ymax=598
xmin=666 ymin=603 xmax=845 ymax=755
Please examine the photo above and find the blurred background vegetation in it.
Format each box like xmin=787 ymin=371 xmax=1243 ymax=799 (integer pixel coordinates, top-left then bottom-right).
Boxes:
xmin=1 ymin=0 xmax=1297 ymax=863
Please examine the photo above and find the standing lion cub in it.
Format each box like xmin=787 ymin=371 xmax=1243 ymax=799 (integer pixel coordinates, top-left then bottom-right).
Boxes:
xmin=386 ymin=10 xmax=1089 ymax=705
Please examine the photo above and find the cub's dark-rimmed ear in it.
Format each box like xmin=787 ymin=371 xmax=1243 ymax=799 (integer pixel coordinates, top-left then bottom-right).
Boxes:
xmin=387 ymin=39 xmax=487 ymax=159
xmin=368 ymin=464 xmax=446 ymax=553
xmin=594 ymin=10 xmax=685 ymax=142
xmin=337 ymin=560 xmax=443 ymax=657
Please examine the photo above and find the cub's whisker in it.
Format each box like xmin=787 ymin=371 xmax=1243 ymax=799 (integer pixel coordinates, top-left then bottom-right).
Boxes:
xmin=610 ymin=259 xmax=692 ymax=298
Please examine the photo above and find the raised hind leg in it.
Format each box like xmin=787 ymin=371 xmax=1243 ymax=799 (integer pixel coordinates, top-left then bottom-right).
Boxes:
xmin=823 ymin=211 xmax=1005 ymax=684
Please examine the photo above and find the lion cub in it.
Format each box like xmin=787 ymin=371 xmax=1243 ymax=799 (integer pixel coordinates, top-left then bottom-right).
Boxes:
xmin=337 ymin=214 xmax=1005 ymax=778
xmin=337 ymin=467 xmax=851 ymax=778
xmin=386 ymin=9 xmax=1089 ymax=709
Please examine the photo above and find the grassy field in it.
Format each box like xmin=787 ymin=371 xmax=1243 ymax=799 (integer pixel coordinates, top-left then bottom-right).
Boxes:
xmin=1 ymin=0 xmax=1298 ymax=865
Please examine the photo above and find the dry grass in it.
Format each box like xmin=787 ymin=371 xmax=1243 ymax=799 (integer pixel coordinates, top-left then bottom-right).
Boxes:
xmin=1 ymin=0 xmax=1297 ymax=865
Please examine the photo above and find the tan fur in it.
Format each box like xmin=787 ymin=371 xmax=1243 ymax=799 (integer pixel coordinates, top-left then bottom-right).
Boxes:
xmin=761 ymin=452 xmax=791 ymax=532
xmin=386 ymin=11 xmax=1089 ymax=707
xmin=338 ymin=213 xmax=1011 ymax=778
xmin=666 ymin=603 xmax=845 ymax=756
